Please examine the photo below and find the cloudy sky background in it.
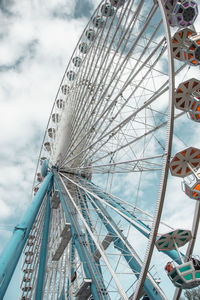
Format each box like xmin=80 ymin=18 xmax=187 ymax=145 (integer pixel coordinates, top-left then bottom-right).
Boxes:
xmin=1 ymin=0 xmax=200 ymax=299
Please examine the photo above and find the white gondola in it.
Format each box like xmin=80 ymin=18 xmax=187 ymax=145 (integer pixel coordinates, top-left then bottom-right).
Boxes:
xmin=72 ymin=56 xmax=82 ymax=67
xmin=48 ymin=128 xmax=56 ymax=138
xmin=168 ymin=261 xmax=200 ymax=289
xmin=67 ymin=70 xmax=75 ymax=81
xmin=85 ymin=29 xmax=96 ymax=41
xmin=61 ymin=84 xmax=70 ymax=95
xmin=156 ymin=229 xmax=200 ymax=289
xmin=56 ymin=99 xmax=65 ymax=109
xmin=101 ymin=4 xmax=114 ymax=17
xmin=79 ymin=42 xmax=89 ymax=54
xmin=44 ymin=142 xmax=51 ymax=152
xmin=52 ymin=113 xmax=60 ymax=123
xmin=93 ymin=16 xmax=104 ymax=28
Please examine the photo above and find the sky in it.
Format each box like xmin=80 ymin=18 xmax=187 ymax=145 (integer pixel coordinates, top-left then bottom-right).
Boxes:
xmin=1 ymin=0 xmax=200 ymax=299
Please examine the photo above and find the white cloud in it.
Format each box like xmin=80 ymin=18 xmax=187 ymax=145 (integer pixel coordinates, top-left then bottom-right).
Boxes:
xmin=0 ymin=198 xmax=12 ymax=219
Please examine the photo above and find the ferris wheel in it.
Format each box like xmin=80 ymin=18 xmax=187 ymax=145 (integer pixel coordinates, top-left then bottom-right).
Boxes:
xmin=1 ymin=0 xmax=200 ymax=299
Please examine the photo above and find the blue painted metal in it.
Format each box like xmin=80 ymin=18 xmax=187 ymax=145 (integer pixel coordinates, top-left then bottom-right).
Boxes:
xmin=53 ymin=172 xmax=109 ymax=300
xmin=80 ymin=179 xmax=151 ymax=236
xmin=35 ymin=183 xmax=52 ymax=299
xmin=89 ymin=194 xmax=165 ymax=300
xmin=41 ymin=158 xmax=49 ymax=177
xmin=78 ymin=192 xmax=103 ymax=277
xmin=86 ymin=180 xmax=183 ymax=265
xmin=0 ymin=171 xmax=53 ymax=299
xmin=78 ymin=193 xmax=96 ymax=254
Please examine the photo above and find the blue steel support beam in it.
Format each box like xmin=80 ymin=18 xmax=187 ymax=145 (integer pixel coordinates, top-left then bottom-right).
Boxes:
xmin=0 ymin=171 xmax=53 ymax=299
xmin=84 ymin=180 xmax=150 ymax=236
xmin=86 ymin=180 xmax=183 ymax=264
xmin=78 ymin=193 xmax=96 ymax=254
xmin=88 ymin=194 xmax=166 ymax=300
xmin=78 ymin=192 xmax=103 ymax=277
xmin=53 ymin=172 xmax=109 ymax=300
xmin=35 ymin=183 xmax=52 ymax=299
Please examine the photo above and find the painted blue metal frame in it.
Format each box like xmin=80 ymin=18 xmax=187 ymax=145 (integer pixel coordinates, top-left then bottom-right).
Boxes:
xmin=35 ymin=182 xmax=52 ymax=299
xmin=86 ymin=180 xmax=183 ymax=264
xmin=0 ymin=171 xmax=53 ymax=299
xmin=78 ymin=192 xmax=96 ymax=254
xmin=53 ymin=171 xmax=109 ymax=300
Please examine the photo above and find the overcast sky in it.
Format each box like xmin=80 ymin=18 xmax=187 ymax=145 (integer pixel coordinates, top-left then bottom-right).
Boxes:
xmin=1 ymin=0 xmax=200 ymax=299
